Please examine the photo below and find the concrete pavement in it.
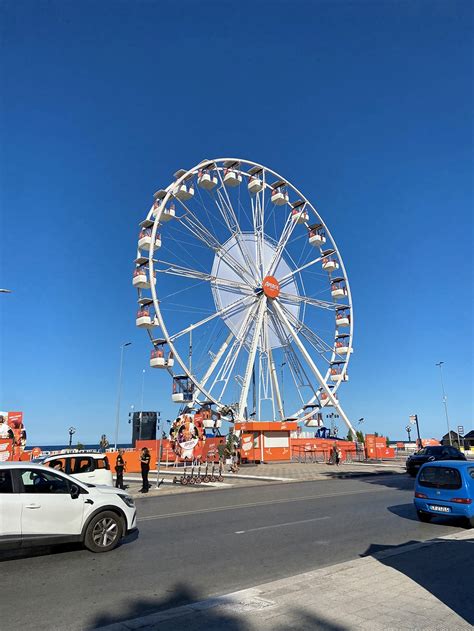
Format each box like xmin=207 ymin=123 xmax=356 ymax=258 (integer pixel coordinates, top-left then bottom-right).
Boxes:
xmin=98 ymin=529 xmax=474 ymax=630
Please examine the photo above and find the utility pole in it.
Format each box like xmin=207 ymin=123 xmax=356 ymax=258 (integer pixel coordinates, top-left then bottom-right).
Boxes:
xmin=114 ymin=342 xmax=131 ymax=449
xmin=436 ymin=362 xmax=452 ymax=446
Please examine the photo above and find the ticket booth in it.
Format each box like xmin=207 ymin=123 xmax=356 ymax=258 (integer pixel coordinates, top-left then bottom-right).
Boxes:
xmin=235 ymin=421 xmax=298 ymax=463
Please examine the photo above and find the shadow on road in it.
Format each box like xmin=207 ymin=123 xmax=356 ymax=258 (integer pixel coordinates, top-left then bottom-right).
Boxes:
xmin=90 ymin=581 xmax=350 ymax=630
xmin=362 ymin=538 xmax=474 ymax=626
xmin=387 ymin=502 xmax=469 ymax=527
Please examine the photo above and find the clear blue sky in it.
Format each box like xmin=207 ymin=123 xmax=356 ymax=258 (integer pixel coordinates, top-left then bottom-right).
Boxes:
xmin=1 ymin=0 xmax=472 ymax=445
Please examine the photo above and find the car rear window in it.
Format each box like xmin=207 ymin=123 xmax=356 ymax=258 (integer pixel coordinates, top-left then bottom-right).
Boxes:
xmin=0 ymin=470 xmax=13 ymax=493
xmin=418 ymin=466 xmax=462 ymax=489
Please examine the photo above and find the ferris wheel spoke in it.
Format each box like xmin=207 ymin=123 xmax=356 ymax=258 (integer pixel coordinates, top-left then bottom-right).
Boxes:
xmin=238 ymin=298 xmax=267 ymax=418
xmin=169 ymin=294 xmax=257 ymax=342
xmin=212 ymin=177 xmax=260 ymax=281
xmin=265 ymin=211 xmax=299 ymax=278
xmin=154 ymin=260 xmax=252 ymax=293
xmin=175 ymin=198 xmax=255 ymax=286
xmin=278 ymin=301 xmax=335 ymax=357
xmin=278 ymin=255 xmax=324 ymax=287
xmin=279 ymin=291 xmax=340 ymax=311
xmin=193 ymin=331 xmax=234 ymax=402
xmin=209 ymin=300 xmax=260 ymax=400
xmin=272 ymin=300 xmax=356 ymax=434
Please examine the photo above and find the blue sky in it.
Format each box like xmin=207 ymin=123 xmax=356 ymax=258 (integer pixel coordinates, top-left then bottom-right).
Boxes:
xmin=0 ymin=0 xmax=472 ymax=445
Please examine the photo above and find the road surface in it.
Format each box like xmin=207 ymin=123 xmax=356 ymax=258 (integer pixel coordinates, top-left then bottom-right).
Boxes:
xmin=0 ymin=474 xmax=465 ymax=630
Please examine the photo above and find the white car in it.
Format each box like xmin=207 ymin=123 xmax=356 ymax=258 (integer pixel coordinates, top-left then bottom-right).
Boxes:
xmin=32 ymin=452 xmax=114 ymax=486
xmin=0 ymin=462 xmax=137 ymax=553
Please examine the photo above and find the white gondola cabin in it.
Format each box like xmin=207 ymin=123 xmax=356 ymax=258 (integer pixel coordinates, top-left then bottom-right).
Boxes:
xmin=336 ymin=306 xmax=351 ymax=328
xmin=138 ymin=228 xmax=161 ymax=251
xmin=150 ymin=341 xmax=174 ymax=369
xmin=223 ymin=161 xmax=242 ymax=187
xmin=308 ymin=224 xmax=326 ymax=247
xmin=271 ymin=180 xmax=289 ymax=205
xmin=160 ymin=204 xmax=176 ymax=222
xmin=197 ymin=168 xmax=218 ymax=190
xmin=330 ymin=362 xmax=349 ymax=382
xmin=320 ymin=390 xmax=338 ymax=407
xmin=136 ymin=308 xmax=156 ymax=329
xmin=172 ymin=375 xmax=194 ymax=403
xmin=173 ymin=169 xmax=195 ymax=201
xmin=291 ymin=200 xmax=309 ymax=224
xmin=132 ymin=266 xmax=152 ymax=289
xmin=322 ymin=256 xmax=339 ymax=272
xmin=303 ymin=405 xmax=323 ymax=427
xmin=247 ymin=166 xmax=263 ymax=193
xmin=330 ymin=278 xmax=348 ymax=300
xmin=335 ymin=334 xmax=350 ymax=356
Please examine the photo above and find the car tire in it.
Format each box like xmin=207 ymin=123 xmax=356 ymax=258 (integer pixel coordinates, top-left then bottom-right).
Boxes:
xmin=417 ymin=510 xmax=432 ymax=523
xmin=84 ymin=511 xmax=123 ymax=553
xmin=467 ymin=517 xmax=474 ymax=529
xmin=408 ymin=471 xmax=416 ymax=478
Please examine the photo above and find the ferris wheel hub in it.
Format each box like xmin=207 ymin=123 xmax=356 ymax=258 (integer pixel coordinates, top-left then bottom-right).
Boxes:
xmin=262 ymin=276 xmax=280 ymax=299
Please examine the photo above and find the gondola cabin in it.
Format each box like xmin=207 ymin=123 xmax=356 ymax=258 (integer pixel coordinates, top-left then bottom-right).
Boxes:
xmin=172 ymin=375 xmax=194 ymax=403
xmin=304 ymin=406 xmax=323 ymax=427
xmin=173 ymin=169 xmax=195 ymax=201
xmin=335 ymin=334 xmax=350 ymax=356
xmin=291 ymin=200 xmax=309 ymax=224
xmin=330 ymin=278 xmax=347 ymax=299
xmin=132 ymin=266 xmax=154 ymax=289
xmin=150 ymin=341 xmax=174 ymax=369
xmin=223 ymin=168 xmax=242 ymax=187
xmin=320 ymin=390 xmax=338 ymax=407
xmin=271 ymin=180 xmax=289 ymax=205
xmin=322 ymin=257 xmax=339 ymax=272
xmin=330 ymin=362 xmax=349 ymax=382
xmin=336 ymin=307 xmax=351 ymax=328
xmin=138 ymin=228 xmax=161 ymax=251
xmin=247 ymin=166 xmax=264 ymax=193
xmin=136 ymin=308 xmax=156 ymax=329
xmin=160 ymin=204 xmax=176 ymax=222
xmin=308 ymin=224 xmax=326 ymax=247
xmin=197 ymin=168 xmax=218 ymax=190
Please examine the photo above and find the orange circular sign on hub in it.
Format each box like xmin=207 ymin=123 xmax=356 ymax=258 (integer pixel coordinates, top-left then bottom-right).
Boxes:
xmin=262 ymin=276 xmax=280 ymax=299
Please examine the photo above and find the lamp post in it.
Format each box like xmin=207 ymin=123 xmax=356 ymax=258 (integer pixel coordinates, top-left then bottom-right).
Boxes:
xmin=68 ymin=426 xmax=76 ymax=448
xmin=436 ymin=362 xmax=452 ymax=446
xmin=280 ymin=361 xmax=286 ymax=410
xmin=114 ymin=342 xmax=132 ymax=450
xmin=405 ymin=425 xmax=411 ymax=442
xmin=139 ymin=368 xmax=146 ymax=441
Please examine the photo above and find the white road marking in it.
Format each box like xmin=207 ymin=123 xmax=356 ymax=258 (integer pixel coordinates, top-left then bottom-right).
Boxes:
xmin=137 ymin=486 xmax=391 ymax=523
xmin=235 ymin=516 xmax=330 ymax=534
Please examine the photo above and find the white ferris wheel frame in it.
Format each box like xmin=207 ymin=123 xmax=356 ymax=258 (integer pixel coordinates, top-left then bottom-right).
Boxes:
xmin=137 ymin=158 xmax=355 ymax=435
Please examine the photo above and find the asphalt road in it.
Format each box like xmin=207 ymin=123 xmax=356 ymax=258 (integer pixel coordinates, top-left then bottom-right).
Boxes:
xmin=0 ymin=474 xmax=466 ymax=630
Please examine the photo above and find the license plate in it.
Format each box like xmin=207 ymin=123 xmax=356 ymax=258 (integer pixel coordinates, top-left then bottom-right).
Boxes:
xmin=428 ymin=505 xmax=451 ymax=513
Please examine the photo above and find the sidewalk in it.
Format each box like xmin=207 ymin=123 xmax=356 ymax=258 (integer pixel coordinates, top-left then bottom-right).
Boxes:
xmin=120 ymin=460 xmax=406 ymax=498
xmin=97 ymin=529 xmax=474 ymax=630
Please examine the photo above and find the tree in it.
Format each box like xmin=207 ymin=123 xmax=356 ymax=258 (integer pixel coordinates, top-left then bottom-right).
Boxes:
xmin=356 ymin=430 xmax=364 ymax=443
xmin=346 ymin=429 xmax=354 ymax=442
xmin=386 ymin=436 xmax=390 ymax=447
xmin=374 ymin=432 xmax=379 ymax=437
xmin=76 ymin=442 xmax=85 ymax=450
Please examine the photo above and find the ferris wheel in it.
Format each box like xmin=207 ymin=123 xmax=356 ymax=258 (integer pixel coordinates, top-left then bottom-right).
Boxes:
xmin=133 ymin=158 xmax=356 ymax=435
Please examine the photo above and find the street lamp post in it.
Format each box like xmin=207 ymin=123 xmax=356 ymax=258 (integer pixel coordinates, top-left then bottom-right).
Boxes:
xmin=436 ymin=362 xmax=452 ymax=446
xmin=405 ymin=425 xmax=411 ymax=442
xmin=139 ymin=368 xmax=145 ymax=441
xmin=68 ymin=426 xmax=76 ymax=448
xmin=114 ymin=342 xmax=132 ymax=450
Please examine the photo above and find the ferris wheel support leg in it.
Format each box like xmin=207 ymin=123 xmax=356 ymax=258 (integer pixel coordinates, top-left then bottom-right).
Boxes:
xmin=272 ymin=300 xmax=357 ymax=437
xmin=193 ymin=331 xmax=234 ymax=403
xmin=238 ymin=298 xmax=267 ymax=420
xmin=268 ymin=347 xmax=284 ymax=420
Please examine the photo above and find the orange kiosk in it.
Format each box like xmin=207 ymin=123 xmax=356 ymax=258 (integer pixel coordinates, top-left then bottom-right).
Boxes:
xmin=235 ymin=421 xmax=298 ymax=463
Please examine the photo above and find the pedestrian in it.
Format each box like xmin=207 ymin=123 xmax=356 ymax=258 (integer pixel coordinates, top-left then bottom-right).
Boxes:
xmin=332 ymin=443 xmax=342 ymax=466
xmin=115 ymin=448 xmax=126 ymax=490
xmin=140 ymin=447 xmax=151 ymax=493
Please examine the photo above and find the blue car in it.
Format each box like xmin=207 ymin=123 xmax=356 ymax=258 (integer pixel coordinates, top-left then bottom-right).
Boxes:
xmin=414 ymin=460 xmax=474 ymax=527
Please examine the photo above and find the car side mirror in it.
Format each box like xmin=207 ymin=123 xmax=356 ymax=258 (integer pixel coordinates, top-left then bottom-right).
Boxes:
xmin=428 ymin=456 xmax=435 ymax=461
xmin=70 ymin=484 xmax=80 ymax=499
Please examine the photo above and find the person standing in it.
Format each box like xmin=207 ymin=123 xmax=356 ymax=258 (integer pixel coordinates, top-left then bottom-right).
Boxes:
xmin=140 ymin=447 xmax=151 ymax=493
xmin=115 ymin=449 xmax=126 ymax=490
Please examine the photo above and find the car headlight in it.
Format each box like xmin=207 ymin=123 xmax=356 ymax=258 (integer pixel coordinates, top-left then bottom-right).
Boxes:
xmin=119 ymin=494 xmax=135 ymax=508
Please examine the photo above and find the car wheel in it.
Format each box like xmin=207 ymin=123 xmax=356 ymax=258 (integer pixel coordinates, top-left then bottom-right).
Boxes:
xmin=408 ymin=471 xmax=416 ymax=478
xmin=417 ymin=510 xmax=432 ymax=523
xmin=84 ymin=511 xmax=123 ymax=553
xmin=467 ymin=516 xmax=474 ymax=529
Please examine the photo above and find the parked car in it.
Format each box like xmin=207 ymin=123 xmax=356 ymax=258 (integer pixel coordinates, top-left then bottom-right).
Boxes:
xmin=414 ymin=461 xmax=474 ymax=527
xmin=32 ymin=452 xmax=113 ymax=486
xmin=406 ymin=445 xmax=466 ymax=477
xmin=0 ymin=462 xmax=137 ymax=553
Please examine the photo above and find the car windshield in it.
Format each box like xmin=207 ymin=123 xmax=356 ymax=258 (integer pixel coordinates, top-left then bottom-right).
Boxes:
xmin=418 ymin=466 xmax=462 ymax=489
xmin=417 ymin=447 xmax=443 ymax=456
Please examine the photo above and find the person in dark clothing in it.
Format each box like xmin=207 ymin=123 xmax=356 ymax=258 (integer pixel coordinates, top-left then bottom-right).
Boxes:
xmin=140 ymin=447 xmax=151 ymax=493
xmin=115 ymin=449 xmax=126 ymax=490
